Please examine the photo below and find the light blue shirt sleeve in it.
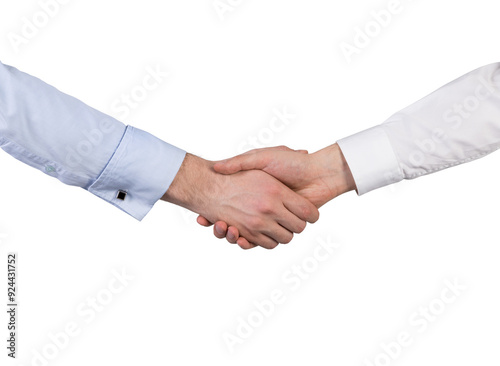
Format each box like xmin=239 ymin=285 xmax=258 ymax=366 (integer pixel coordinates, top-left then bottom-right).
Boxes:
xmin=0 ymin=61 xmax=186 ymax=220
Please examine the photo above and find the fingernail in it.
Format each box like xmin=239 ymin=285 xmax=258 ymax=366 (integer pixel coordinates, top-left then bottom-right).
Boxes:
xmin=216 ymin=226 xmax=224 ymax=235
xmin=227 ymin=233 xmax=235 ymax=241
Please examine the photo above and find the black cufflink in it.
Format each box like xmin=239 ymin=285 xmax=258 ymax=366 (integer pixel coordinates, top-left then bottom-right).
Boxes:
xmin=116 ymin=190 xmax=127 ymax=201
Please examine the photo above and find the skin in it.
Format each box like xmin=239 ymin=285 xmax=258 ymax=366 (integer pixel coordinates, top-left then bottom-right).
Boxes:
xmin=161 ymin=153 xmax=320 ymax=249
xmin=196 ymin=144 xmax=356 ymax=249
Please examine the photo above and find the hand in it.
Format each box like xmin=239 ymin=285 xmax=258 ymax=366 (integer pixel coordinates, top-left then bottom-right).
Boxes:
xmin=161 ymin=153 xmax=320 ymax=249
xmin=197 ymin=144 xmax=355 ymax=249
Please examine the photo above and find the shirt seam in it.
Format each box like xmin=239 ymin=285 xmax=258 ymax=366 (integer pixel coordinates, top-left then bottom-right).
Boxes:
xmin=0 ymin=135 xmax=90 ymax=182
xmin=405 ymin=145 xmax=500 ymax=179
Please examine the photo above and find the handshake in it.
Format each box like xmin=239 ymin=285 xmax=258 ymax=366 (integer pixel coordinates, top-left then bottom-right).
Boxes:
xmin=161 ymin=143 xmax=356 ymax=250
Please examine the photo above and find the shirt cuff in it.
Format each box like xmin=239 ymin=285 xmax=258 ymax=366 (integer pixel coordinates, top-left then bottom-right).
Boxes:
xmin=88 ymin=126 xmax=186 ymax=220
xmin=337 ymin=126 xmax=404 ymax=195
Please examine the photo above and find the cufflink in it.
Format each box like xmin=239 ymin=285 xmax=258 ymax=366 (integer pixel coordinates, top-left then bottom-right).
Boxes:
xmin=116 ymin=190 xmax=127 ymax=201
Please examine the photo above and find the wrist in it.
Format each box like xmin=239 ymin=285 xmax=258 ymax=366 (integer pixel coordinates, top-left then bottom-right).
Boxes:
xmin=161 ymin=153 xmax=226 ymax=215
xmin=312 ymin=143 xmax=356 ymax=200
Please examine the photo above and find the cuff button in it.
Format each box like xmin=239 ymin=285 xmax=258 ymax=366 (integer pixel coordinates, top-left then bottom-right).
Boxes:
xmin=116 ymin=190 xmax=127 ymax=201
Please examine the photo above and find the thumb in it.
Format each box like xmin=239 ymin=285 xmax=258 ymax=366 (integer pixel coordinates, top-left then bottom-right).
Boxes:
xmin=214 ymin=152 xmax=269 ymax=174
xmin=196 ymin=215 xmax=213 ymax=227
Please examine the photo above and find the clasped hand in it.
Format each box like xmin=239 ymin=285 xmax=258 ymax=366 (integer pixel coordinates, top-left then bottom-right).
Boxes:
xmin=164 ymin=144 xmax=355 ymax=250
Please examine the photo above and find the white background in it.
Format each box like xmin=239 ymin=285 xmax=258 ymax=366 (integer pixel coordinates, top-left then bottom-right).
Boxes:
xmin=0 ymin=0 xmax=499 ymax=365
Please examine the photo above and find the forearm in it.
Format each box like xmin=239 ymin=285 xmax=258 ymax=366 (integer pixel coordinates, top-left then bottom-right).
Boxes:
xmin=0 ymin=61 xmax=186 ymax=220
xmin=337 ymin=62 xmax=500 ymax=194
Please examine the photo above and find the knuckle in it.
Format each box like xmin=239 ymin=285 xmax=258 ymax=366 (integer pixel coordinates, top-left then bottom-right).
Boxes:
xmin=256 ymin=201 xmax=274 ymax=214
xmin=248 ymin=216 xmax=265 ymax=230
xmin=266 ymin=184 xmax=281 ymax=196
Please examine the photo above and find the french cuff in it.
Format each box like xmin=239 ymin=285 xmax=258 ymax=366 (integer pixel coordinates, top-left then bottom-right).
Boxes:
xmin=88 ymin=126 xmax=186 ymax=221
xmin=337 ymin=126 xmax=403 ymax=195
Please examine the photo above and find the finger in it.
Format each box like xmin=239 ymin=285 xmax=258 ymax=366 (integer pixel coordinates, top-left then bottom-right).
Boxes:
xmin=261 ymin=224 xmax=294 ymax=245
xmin=214 ymin=145 xmax=299 ymax=174
xmin=282 ymin=191 xmax=320 ymax=223
xmin=241 ymin=146 xmax=294 ymax=155
xmin=226 ymin=226 xmax=240 ymax=244
xmin=236 ymin=226 xmax=280 ymax=249
xmin=269 ymin=145 xmax=295 ymax=152
xmin=276 ymin=209 xmax=307 ymax=234
xmin=295 ymin=149 xmax=308 ymax=154
xmin=247 ymin=233 xmax=279 ymax=249
xmin=214 ymin=152 xmax=270 ymax=175
xmin=237 ymin=237 xmax=257 ymax=249
xmin=258 ymin=235 xmax=280 ymax=249
xmin=214 ymin=221 xmax=228 ymax=239
xmin=197 ymin=215 xmax=213 ymax=227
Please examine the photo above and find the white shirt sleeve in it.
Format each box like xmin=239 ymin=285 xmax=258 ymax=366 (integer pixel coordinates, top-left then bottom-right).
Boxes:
xmin=0 ymin=61 xmax=186 ymax=220
xmin=337 ymin=62 xmax=500 ymax=195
